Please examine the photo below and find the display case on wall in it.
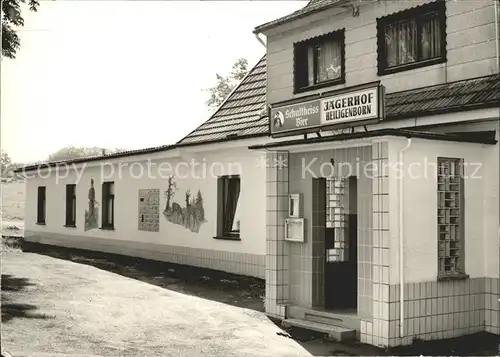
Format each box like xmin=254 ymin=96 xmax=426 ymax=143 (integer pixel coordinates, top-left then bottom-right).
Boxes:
xmin=285 ymin=193 xmax=305 ymax=242
xmin=288 ymin=193 xmax=303 ymax=218
xmin=285 ymin=218 xmax=305 ymax=242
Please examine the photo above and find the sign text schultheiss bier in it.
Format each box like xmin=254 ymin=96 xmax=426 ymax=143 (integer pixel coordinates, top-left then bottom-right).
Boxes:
xmin=321 ymin=87 xmax=379 ymax=125
xmin=285 ymin=103 xmax=319 ymax=127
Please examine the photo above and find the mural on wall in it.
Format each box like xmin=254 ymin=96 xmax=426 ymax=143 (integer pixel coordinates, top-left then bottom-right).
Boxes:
xmin=138 ymin=189 xmax=160 ymax=232
xmin=163 ymin=176 xmax=206 ymax=233
xmin=85 ymin=178 xmax=99 ymax=231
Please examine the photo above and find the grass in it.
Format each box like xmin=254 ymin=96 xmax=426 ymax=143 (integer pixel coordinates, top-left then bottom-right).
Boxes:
xmin=1 ymin=181 xmax=25 ymax=239
xmin=1 ymin=181 xmax=26 ymax=221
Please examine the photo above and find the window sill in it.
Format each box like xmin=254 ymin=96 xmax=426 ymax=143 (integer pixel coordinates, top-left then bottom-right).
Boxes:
xmin=213 ymin=236 xmax=241 ymax=241
xmin=64 ymin=224 xmax=76 ymax=228
xmin=294 ymin=78 xmax=345 ymax=95
xmin=36 ymin=222 xmax=46 ymax=226
xmin=437 ymin=273 xmax=469 ymax=282
xmin=378 ymin=57 xmax=446 ymax=76
xmin=100 ymin=226 xmax=115 ymax=231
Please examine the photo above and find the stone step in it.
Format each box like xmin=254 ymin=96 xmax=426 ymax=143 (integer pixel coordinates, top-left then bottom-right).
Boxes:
xmin=282 ymin=318 xmax=356 ymax=342
xmin=304 ymin=312 xmax=344 ymax=327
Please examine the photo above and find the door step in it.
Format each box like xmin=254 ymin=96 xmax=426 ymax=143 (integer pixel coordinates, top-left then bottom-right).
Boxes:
xmin=282 ymin=318 xmax=356 ymax=342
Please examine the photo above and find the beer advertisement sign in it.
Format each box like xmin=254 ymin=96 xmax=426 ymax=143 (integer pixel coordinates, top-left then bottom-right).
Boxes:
xmin=270 ymin=85 xmax=384 ymax=137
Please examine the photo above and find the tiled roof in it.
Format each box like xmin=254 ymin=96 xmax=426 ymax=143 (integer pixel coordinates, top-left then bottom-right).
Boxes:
xmin=178 ymin=55 xmax=499 ymax=145
xmin=15 ymin=144 xmax=176 ymax=172
xmin=385 ymin=73 xmax=500 ymax=119
xmin=177 ymin=56 xmax=268 ymax=145
xmin=253 ymin=0 xmax=341 ymax=34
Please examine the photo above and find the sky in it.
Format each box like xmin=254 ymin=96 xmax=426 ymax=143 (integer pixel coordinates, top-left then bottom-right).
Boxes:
xmin=1 ymin=1 xmax=307 ymax=164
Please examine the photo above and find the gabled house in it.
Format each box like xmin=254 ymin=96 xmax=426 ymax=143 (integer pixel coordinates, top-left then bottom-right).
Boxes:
xmin=252 ymin=0 xmax=500 ymax=347
xmin=18 ymin=0 xmax=500 ymax=349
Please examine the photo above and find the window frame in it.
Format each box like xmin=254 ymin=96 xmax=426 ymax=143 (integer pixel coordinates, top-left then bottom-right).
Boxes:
xmin=293 ymin=29 xmax=346 ymax=94
xmin=37 ymin=186 xmax=46 ymax=224
xmin=436 ymin=157 xmax=468 ymax=281
xmin=101 ymin=181 xmax=115 ymax=230
xmin=376 ymin=0 xmax=447 ymax=76
xmin=215 ymin=175 xmax=241 ymax=241
xmin=65 ymin=184 xmax=77 ymax=227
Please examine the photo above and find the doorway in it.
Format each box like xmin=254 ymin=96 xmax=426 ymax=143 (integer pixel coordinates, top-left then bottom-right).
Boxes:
xmin=324 ymin=176 xmax=358 ymax=310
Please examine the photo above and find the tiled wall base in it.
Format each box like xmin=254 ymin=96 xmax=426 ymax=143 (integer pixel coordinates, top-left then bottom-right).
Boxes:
xmin=24 ymin=231 xmax=265 ymax=278
xmin=485 ymin=277 xmax=500 ymax=335
xmin=265 ymin=301 xmax=286 ymax=319
xmin=361 ymin=278 xmax=499 ymax=347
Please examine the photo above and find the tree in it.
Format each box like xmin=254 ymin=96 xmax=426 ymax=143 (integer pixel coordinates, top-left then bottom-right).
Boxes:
xmin=205 ymin=58 xmax=249 ymax=111
xmin=1 ymin=150 xmax=12 ymax=176
xmin=194 ymin=189 xmax=205 ymax=221
xmin=2 ymin=0 xmax=41 ymax=59
xmin=48 ymin=146 xmax=127 ymax=162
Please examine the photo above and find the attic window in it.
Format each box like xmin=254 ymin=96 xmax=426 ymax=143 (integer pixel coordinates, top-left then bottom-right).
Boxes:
xmin=293 ymin=29 xmax=346 ymax=94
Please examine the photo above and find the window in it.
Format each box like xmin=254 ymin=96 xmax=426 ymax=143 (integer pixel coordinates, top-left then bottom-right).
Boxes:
xmin=377 ymin=0 xmax=446 ymax=76
xmin=101 ymin=182 xmax=114 ymax=229
xmin=37 ymin=186 xmax=46 ymax=224
xmin=65 ymin=184 xmax=76 ymax=227
xmin=216 ymin=175 xmax=241 ymax=239
xmin=437 ymin=157 xmax=466 ymax=279
xmin=293 ymin=29 xmax=345 ymax=93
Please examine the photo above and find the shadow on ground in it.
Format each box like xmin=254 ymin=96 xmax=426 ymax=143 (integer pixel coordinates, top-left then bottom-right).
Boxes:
xmin=22 ymin=241 xmax=265 ymax=312
xmin=1 ymin=274 xmax=54 ymax=323
xmin=20 ymin=241 xmax=500 ymax=356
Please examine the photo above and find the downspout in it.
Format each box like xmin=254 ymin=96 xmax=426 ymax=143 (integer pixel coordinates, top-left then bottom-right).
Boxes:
xmin=495 ymin=0 xmax=499 ymax=73
xmin=399 ymin=138 xmax=412 ymax=338
xmin=255 ymin=33 xmax=266 ymax=48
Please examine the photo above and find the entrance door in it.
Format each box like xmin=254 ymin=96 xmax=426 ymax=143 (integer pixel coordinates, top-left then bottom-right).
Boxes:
xmin=324 ymin=176 xmax=358 ymax=310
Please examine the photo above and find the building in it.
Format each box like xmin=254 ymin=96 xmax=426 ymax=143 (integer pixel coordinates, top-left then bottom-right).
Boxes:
xmin=19 ymin=0 xmax=500 ymax=349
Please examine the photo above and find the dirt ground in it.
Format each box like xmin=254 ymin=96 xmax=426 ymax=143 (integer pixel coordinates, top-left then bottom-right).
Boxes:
xmin=2 ymin=240 xmax=499 ymax=356
xmin=2 ymin=251 xmax=312 ymax=357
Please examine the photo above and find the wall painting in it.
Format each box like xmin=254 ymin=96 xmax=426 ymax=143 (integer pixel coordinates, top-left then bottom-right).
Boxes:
xmin=163 ymin=176 xmax=206 ymax=233
xmin=85 ymin=178 xmax=99 ymax=231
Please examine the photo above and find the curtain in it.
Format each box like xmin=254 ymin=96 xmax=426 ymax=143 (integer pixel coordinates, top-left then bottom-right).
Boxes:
xmin=307 ymin=47 xmax=315 ymax=86
xmin=421 ymin=13 xmax=441 ymax=60
xmin=223 ymin=178 xmax=240 ymax=234
xmin=385 ymin=19 xmax=417 ymax=67
xmin=107 ymin=197 xmax=114 ymax=225
xmin=317 ymin=40 xmax=341 ymax=82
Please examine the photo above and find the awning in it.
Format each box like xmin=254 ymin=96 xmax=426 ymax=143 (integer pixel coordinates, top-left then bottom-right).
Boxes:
xmin=248 ymin=128 xmax=497 ymax=150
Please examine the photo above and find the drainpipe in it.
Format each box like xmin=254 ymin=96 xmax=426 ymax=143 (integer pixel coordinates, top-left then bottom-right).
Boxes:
xmin=495 ymin=0 xmax=500 ymax=73
xmin=399 ymin=138 xmax=412 ymax=338
xmin=255 ymin=33 xmax=266 ymax=48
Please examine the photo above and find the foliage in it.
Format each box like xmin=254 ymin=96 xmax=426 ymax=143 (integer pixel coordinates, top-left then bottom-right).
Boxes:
xmin=0 ymin=150 xmax=25 ymax=179
xmin=1 ymin=150 xmax=13 ymax=176
xmin=48 ymin=146 xmax=127 ymax=162
xmin=2 ymin=0 xmax=41 ymax=59
xmin=205 ymin=58 xmax=249 ymax=111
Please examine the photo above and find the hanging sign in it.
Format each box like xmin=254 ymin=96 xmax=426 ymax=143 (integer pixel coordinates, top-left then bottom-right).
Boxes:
xmin=270 ymin=84 xmax=384 ymax=137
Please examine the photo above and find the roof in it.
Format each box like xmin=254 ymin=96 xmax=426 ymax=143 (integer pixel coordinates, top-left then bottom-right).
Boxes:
xmin=180 ymin=59 xmax=499 ymax=142
xmin=14 ymin=144 xmax=176 ymax=173
xmin=248 ymin=128 xmax=498 ymax=150
xmin=385 ymin=73 xmax=500 ymax=119
xmin=254 ymin=0 xmax=344 ymax=34
xmin=16 ymin=61 xmax=499 ymax=173
xmin=177 ymin=55 xmax=268 ymax=145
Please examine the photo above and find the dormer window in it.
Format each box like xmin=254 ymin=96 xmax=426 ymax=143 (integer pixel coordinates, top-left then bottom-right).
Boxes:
xmin=377 ymin=0 xmax=446 ymax=76
xmin=293 ymin=29 xmax=345 ymax=94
